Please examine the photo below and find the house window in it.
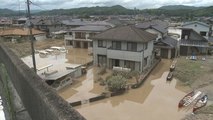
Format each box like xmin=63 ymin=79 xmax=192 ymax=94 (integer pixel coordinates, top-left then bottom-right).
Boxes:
xmin=112 ymin=41 xmax=121 ymax=50
xmin=75 ymin=32 xmax=86 ymax=39
xmin=89 ymin=42 xmax=93 ymax=47
xmin=127 ymin=42 xmax=137 ymax=51
xmin=200 ymin=31 xmax=207 ymax=36
xmin=124 ymin=60 xmax=135 ymax=70
xmin=98 ymin=40 xmax=106 ymax=47
xmin=143 ymin=57 xmax=148 ymax=67
xmin=144 ymin=43 xmax=148 ymax=50
xmin=98 ymin=55 xmax=107 ymax=66
xmin=89 ymin=33 xmax=96 ymax=37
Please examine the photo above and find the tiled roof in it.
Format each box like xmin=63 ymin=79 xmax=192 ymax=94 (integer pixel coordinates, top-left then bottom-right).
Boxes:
xmin=62 ymin=19 xmax=114 ymax=27
xmin=161 ymin=36 xmax=178 ymax=48
xmin=70 ymin=25 xmax=109 ymax=32
xmin=135 ymin=20 xmax=168 ymax=34
xmin=91 ymin=25 xmax=157 ymax=42
xmin=182 ymin=21 xmax=210 ymax=27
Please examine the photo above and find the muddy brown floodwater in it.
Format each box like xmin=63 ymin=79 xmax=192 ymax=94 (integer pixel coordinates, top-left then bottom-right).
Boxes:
xmin=75 ymin=60 xmax=191 ymax=120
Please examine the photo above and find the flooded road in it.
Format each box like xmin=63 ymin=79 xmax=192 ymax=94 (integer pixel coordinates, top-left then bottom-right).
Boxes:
xmin=75 ymin=60 xmax=191 ymax=120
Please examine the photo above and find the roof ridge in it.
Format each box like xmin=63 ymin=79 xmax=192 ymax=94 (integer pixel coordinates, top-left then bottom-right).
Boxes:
xmin=130 ymin=25 xmax=146 ymax=41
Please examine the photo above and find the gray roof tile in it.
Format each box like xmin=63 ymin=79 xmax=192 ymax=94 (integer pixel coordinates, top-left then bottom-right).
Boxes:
xmin=91 ymin=25 xmax=157 ymax=42
xmin=70 ymin=25 xmax=109 ymax=32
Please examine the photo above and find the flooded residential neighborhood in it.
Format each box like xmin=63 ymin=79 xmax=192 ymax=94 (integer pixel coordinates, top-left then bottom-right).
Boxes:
xmin=0 ymin=0 xmax=213 ymax=120
xmin=74 ymin=60 xmax=190 ymax=120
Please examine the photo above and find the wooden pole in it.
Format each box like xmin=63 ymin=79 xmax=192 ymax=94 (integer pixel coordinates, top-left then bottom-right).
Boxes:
xmin=27 ymin=0 xmax=37 ymax=73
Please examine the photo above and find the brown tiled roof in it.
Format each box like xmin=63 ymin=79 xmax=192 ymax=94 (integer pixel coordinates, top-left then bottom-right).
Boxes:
xmin=0 ymin=28 xmax=45 ymax=36
xmin=91 ymin=25 xmax=157 ymax=42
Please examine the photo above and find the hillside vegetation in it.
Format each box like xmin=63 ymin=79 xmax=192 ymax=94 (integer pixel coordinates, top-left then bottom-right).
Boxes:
xmin=0 ymin=5 xmax=212 ymax=17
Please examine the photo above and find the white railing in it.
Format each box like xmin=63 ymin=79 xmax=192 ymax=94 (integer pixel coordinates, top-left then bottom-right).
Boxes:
xmin=64 ymin=35 xmax=73 ymax=40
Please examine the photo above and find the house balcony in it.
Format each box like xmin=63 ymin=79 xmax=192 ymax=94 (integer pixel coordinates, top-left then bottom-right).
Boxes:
xmin=64 ymin=35 xmax=92 ymax=42
xmin=107 ymin=48 xmax=142 ymax=62
xmin=64 ymin=35 xmax=73 ymax=40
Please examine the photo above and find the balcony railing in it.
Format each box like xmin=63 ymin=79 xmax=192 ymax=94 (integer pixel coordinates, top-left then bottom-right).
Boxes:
xmin=107 ymin=47 xmax=142 ymax=62
xmin=64 ymin=35 xmax=73 ymax=40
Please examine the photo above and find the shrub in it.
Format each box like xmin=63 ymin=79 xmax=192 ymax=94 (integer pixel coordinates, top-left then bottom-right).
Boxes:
xmin=106 ymin=75 xmax=127 ymax=92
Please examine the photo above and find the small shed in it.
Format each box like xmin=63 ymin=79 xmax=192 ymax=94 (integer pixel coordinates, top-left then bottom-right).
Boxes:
xmin=154 ymin=36 xmax=178 ymax=59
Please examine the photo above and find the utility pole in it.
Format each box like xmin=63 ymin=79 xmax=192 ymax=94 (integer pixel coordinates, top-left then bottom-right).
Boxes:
xmin=27 ymin=0 xmax=37 ymax=73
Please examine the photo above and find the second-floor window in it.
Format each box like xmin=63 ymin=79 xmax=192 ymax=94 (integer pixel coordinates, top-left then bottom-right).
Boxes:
xmin=75 ymin=32 xmax=86 ymax=39
xmin=89 ymin=33 xmax=96 ymax=37
xmin=143 ymin=57 xmax=148 ymax=67
xmin=200 ymin=31 xmax=207 ymax=36
xmin=98 ymin=40 xmax=106 ymax=47
xmin=127 ymin=42 xmax=137 ymax=51
xmin=112 ymin=41 xmax=121 ymax=50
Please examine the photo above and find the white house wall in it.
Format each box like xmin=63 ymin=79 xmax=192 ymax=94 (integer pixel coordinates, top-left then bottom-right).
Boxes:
xmin=93 ymin=39 xmax=154 ymax=72
xmin=144 ymin=41 xmax=153 ymax=57
xmin=182 ymin=23 xmax=209 ymax=36
xmin=168 ymin=27 xmax=182 ymax=40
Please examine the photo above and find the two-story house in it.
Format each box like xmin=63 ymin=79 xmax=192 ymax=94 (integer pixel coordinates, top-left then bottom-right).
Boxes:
xmin=64 ymin=25 xmax=110 ymax=49
xmin=33 ymin=18 xmax=64 ymax=36
xmin=179 ymin=28 xmax=209 ymax=56
xmin=136 ymin=20 xmax=178 ymax=59
xmin=91 ymin=25 xmax=157 ymax=72
xmin=136 ymin=20 xmax=168 ymax=42
xmin=182 ymin=21 xmax=210 ymax=39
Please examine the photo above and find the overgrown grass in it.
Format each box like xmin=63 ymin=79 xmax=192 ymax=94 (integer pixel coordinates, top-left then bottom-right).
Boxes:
xmin=173 ymin=58 xmax=205 ymax=86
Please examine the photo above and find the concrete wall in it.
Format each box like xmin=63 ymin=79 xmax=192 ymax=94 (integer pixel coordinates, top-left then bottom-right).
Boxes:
xmin=0 ymin=44 xmax=85 ymax=120
xmin=34 ymin=34 xmax=47 ymax=41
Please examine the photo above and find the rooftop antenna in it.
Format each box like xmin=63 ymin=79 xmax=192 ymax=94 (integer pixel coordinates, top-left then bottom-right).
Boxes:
xmin=27 ymin=0 xmax=37 ymax=73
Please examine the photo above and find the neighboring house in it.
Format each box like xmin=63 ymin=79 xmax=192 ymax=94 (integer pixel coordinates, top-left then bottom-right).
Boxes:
xmin=64 ymin=25 xmax=110 ymax=49
xmin=179 ymin=28 xmax=209 ymax=56
xmin=33 ymin=18 xmax=65 ymax=36
xmin=91 ymin=25 xmax=157 ymax=72
xmin=16 ymin=17 xmax=28 ymax=25
xmin=182 ymin=21 xmax=210 ymax=39
xmin=62 ymin=19 xmax=87 ymax=28
xmin=136 ymin=20 xmax=179 ymax=59
xmin=154 ymin=36 xmax=178 ymax=59
xmin=62 ymin=19 xmax=114 ymax=29
xmin=0 ymin=28 xmax=46 ymax=41
xmin=136 ymin=20 xmax=168 ymax=42
xmin=0 ymin=18 xmax=12 ymax=27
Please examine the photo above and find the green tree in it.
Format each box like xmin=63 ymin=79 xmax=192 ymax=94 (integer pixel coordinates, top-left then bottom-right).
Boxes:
xmin=106 ymin=75 xmax=127 ymax=92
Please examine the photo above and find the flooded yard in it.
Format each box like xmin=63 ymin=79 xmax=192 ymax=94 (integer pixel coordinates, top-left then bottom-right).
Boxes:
xmin=20 ymin=45 xmax=199 ymax=120
xmin=74 ymin=60 xmax=191 ymax=120
xmin=59 ymin=67 xmax=109 ymax=102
